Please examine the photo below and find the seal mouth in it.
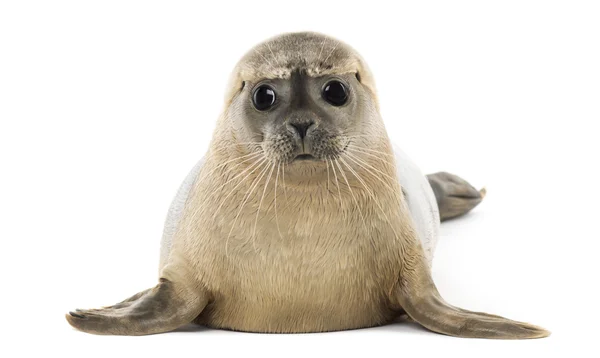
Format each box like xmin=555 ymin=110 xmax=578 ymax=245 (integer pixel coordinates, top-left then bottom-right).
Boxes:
xmin=294 ymin=154 xmax=316 ymax=161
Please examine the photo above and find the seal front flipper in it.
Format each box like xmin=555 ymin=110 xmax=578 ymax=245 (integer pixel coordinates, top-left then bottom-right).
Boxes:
xmin=393 ymin=258 xmax=550 ymax=339
xmin=427 ymin=172 xmax=486 ymax=222
xmin=65 ymin=277 xmax=209 ymax=335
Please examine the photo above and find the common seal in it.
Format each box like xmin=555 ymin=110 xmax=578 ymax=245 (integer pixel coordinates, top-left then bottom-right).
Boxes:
xmin=66 ymin=32 xmax=549 ymax=339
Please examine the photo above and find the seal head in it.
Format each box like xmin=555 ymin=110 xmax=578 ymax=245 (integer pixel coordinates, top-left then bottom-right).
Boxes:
xmin=224 ymin=33 xmax=384 ymax=172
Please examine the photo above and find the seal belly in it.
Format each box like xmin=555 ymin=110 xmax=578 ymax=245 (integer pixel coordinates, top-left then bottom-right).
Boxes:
xmin=195 ymin=255 xmax=401 ymax=333
xmin=192 ymin=211 xmax=404 ymax=333
xmin=197 ymin=297 xmax=397 ymax=333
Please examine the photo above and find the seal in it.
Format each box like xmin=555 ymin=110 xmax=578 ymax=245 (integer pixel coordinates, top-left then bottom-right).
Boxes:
xmin=66 ymin=32 xmax=549 ymax=338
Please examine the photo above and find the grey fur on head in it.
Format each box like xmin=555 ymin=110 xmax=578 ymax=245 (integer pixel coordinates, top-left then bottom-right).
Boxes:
xmin=226 ymin=32 xmax=378 ymax=107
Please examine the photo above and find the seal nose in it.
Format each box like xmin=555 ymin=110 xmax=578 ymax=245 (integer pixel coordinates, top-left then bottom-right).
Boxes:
xmin=288 ymin=121 xmax=315 ymax=139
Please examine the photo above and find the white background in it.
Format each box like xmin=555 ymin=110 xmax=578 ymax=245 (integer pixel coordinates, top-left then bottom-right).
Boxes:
xmin=1 ymin=1 xmax=599 ymax=357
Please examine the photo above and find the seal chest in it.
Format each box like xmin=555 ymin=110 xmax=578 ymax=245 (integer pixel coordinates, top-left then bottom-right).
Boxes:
xmin=192 ymin=180 xmax=405 ymax=333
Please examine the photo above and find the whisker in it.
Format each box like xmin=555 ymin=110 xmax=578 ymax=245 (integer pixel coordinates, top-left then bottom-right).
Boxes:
xmin=345 ymin=147 xmax=388 ymax=163
xmin=343 ymin=134 xmax=390 ymax=140
xmin=274 ymin=161 xmax=283 ymax=240
xmin=187 ymin=152 xmax=265 ymax=228
xmin=339 ymin=158 xmax=377 ymax=198
xmin=340 ymin=158 xmax=398 ymax=201
xmin=254 ymin=48 xmax=275 ymax=71
xmin=265 ymin=42 xmax=280 ymax=67
xmin=345 ymin=148 xmax=389 ymax=168
xmin=345 ymin=144 xmax=395 ymax=157
xmin=322 ymin=42 xmax=339 ymax=65
xmin=225 ymin=159 xmax=271 ymax=257
xmin=339 ymin=158 xmax=403 ymax=247
xmin=199 ymin=151 xmax=262 ymax=183
xmin=317 ymin=39 xmax=327 ymax=64
xmin=334 ymin=158 xmax=369 ymax=236
xmin=344 ymin=151 xmax=398 ymax=189
xmin=234 ymin=142 xmax=265 ymax=145
xmin=282 ymin=161 xmax=289 ymax=203
xmin=252 ymin=162 xmax=276 ymax=251
xmin=212 ymin=156 xmax=268 ymax=219
xmin=328 ymin=157 xmax=345 ymax=214
xmin=325 ymin=157 xmax=331 ymax=195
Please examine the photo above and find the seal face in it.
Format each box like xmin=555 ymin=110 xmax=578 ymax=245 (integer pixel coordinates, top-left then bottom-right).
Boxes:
xmin=237 ymin=72 xmax=360 ymax=164
xmin=66 ymin=32 xmax=549 ymax=339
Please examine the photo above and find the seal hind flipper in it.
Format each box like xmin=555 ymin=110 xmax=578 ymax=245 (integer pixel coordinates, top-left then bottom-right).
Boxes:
xmin=426 ymin=172 xmax=486 ymax=221
xmin=66 ymin=278 xmax=208 ymax=335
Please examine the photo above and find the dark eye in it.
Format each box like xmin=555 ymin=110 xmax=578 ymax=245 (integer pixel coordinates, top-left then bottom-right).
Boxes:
xmin=252 ymin=85 xmax=276 ymax=111
xmin=322 ymin=80 xmax=348 ymax=106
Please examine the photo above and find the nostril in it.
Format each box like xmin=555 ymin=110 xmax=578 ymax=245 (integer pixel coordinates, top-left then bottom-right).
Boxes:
xmin=290 ymin=121 xmax=315 ymax=139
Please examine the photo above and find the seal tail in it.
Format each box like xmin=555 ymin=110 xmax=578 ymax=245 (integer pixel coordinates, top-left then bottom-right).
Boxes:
xmin=426 ymin=172 xmax=485 ymax=222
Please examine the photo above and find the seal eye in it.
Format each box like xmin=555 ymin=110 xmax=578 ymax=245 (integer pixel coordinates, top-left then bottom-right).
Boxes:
xmin=252 ymin=85 xmax=276 ymax=111
xmin=322 ymin=80 xmax=348 ymax=106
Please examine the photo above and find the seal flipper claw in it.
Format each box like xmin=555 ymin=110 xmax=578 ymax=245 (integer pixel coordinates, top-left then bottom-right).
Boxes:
xmin=66 ymin=279 xmax=208 ymax=335
xmin=68 ymin=311 xmax=85 ymax=319
xmin=426 ymin=172 xmax=485 ymax=221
